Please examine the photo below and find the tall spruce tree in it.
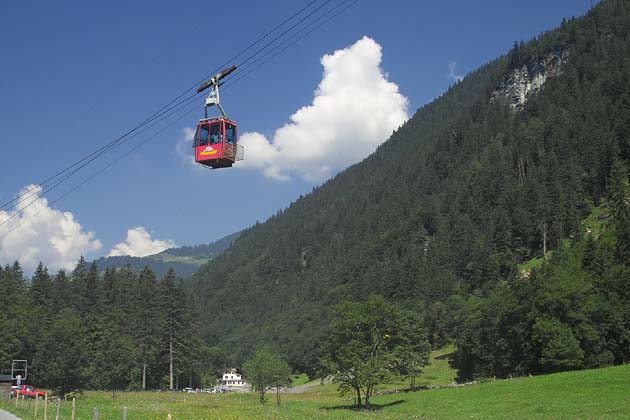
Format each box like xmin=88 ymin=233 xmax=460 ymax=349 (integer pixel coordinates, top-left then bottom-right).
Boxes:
xmin=133 ymin=266 xmax=162 ymax=389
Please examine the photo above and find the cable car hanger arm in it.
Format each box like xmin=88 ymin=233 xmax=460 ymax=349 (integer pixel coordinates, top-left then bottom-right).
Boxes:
xmin=197 ymin=65 xmax=237 ymax=119
xmin=196 ymin=65 xmax=237 ymax=93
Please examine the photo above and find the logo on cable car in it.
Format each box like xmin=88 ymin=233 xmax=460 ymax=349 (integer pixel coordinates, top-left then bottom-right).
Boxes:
xmin=200 ymin=146 xmax=218 ymax=156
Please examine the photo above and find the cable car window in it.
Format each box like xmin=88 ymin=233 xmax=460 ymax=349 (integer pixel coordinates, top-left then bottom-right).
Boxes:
xmin=210 ymin=122 xmax=222 ymax=144
xmin=197 ymin=125 xmax=209 ymax=146
xmin=225 ymin=123 xmax=235 ymax=144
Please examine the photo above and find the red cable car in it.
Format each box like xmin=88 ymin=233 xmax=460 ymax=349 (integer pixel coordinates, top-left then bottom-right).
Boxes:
xmin=193 ymin=118 xmax=240 ymax=168
xmin=193 ymin=65 xmax=243 ymax=169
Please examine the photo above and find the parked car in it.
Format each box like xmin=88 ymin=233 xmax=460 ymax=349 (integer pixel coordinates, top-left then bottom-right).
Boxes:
xmin=182 ymin=387 xmax=196 ymax=394
xmin=201 ymin=388 xmax=216 ymax=393
xmin=11 ymin=385 xmax=46 ymax=399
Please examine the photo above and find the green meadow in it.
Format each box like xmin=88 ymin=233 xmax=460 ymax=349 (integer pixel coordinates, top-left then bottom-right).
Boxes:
xmin=2 ymin=362 xmax=629 ymax=419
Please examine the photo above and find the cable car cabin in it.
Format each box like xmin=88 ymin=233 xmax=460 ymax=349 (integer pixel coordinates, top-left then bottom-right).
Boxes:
xmin=193 ymin=118 xmax=241 ymax=169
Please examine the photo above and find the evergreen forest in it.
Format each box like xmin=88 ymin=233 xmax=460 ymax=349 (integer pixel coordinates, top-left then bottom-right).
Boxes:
xmin=2 ymin=0 xmax=630 ymax=392
xmin=0 ymin=260 xmax=225 ymax=394
xmin=189 ymin=0 xmax=630 ymax=378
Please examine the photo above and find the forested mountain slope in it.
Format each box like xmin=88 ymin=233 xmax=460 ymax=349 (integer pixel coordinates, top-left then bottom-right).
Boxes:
xmin=190 ymin=0 xmax=630 ymax=373
xmin=92 ymin=231 xmax=240 ymax=278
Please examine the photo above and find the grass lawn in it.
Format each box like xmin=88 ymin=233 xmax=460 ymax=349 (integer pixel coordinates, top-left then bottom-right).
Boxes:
xmin=2 ymin=364 xmax=628 ymax=419
xmin=415 ymin=344 xmax=457 ymax=387
xmin=288 ymin=345 xmax=458 ymax=395
xmin=378 ymin=364 xmax=630 ymax=419
xmin=290 ymin=373 xmax=310 ymax=387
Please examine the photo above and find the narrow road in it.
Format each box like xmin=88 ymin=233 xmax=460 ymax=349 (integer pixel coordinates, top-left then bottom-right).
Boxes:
xmin=0 ymin=409 xmax=20 ymax=420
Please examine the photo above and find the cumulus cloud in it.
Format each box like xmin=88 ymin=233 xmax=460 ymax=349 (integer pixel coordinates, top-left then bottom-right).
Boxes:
xmin=448 ymin=60 xmax=464 ymax=83
xmin=0 ymin=185 xmax=101 ymax=274
xmin=174 ymin=127 xmax=200 ymax=169
xmin=236 ymin=36 xmax=409 ymax=181
xmin=108 ymin=226 xmax=175 ymax=257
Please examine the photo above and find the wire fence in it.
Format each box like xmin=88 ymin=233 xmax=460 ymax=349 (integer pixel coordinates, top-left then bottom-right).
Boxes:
xmin=0 ymin=389 xmax=175 ymax=420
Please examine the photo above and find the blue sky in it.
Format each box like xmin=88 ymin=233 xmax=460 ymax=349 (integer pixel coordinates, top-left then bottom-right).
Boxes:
xmin=0 ymin=0 xmax=593 ymax=272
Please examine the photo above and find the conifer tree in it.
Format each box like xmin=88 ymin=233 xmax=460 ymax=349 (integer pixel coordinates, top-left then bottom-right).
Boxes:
xmin=30 ymin=263 xmax=53 ymax=310
xmin=159 ymin=268 xmax=185 ymax=390
xmin=133 ymin=266 xmax=162 ymax=389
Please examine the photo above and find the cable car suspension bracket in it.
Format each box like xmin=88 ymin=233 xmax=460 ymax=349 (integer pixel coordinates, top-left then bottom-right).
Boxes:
xmin=197 ymin=65 xmax=237 ymax=120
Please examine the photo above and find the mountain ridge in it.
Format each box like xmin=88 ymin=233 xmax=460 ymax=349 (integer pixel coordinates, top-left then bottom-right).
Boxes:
xmin=91 ymin=231 xmax=240 ymax=278
xmin=189 ymin=0 xmax=630 ymax=374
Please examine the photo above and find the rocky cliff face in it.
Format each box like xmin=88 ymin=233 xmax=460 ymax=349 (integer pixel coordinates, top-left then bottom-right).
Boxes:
xmin=493 ymin=50 xmax=569 ymax=109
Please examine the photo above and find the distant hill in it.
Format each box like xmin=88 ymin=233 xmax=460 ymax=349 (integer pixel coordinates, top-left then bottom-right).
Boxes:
xmin=91 ymin=231 xmax=240 ymax=278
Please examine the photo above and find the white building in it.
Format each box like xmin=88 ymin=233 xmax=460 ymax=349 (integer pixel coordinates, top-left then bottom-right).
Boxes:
xmin=222 ymin=370 xmax=248 ymax=387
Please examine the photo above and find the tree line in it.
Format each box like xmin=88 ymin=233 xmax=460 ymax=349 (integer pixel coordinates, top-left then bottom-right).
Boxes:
xmin=0 ymin=256 xmax=432 ymax=410
xmin=0 ymin=260 xmax=229 ymax=396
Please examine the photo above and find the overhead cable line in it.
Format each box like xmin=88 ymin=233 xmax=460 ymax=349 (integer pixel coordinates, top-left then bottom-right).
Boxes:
xmin=0 ymin=0 xmax=326 ymax=214
xmin=203 ymin=0 xmax=322 ymax=82
xmin=0 ymin=90 xmax=201 ymax=213
xmin=0 ymin=94 xmax=203 ymax=231
xmin=0 ymin=96 xmax=203 ymax=241
xmin=234 ymin=0 xmax=334 ymax=69
xmin=0 ymin=93 xmax=204 ymax=232
xmin=41 ymin=0 xmax=354 ymax=207
xmin=0 ymin=0 xmax=235 ymax=186
xmin=0 ymin=0 xmax=358 ymax=234
xmin=225 ymin=0 xmax=359 ymax=89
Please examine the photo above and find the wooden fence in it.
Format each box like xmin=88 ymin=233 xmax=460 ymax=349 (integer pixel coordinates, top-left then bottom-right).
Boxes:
xmin=0 ymin=390 xmax=174 ymax=420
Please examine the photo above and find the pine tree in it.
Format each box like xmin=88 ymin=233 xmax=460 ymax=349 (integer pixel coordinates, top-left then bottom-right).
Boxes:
xmin=133 ymin=266 xmax=162 ymax=390
xmin=159 ymin=268 xmax=185 ymax=390
xmin=30 ymin=263 xmax=53 ymax=310
xmin=70 ymin=256 xmax=88 ymax=314
xmin=32 ymin=308 xmax=86 ymax=396
xmin=52 ymin=269 xmax=70 ymax=310
xmin=85 ymin=262 xmax=100 ymax=312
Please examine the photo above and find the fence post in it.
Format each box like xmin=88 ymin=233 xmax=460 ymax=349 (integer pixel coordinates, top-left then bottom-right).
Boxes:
xmin=55 ymin=398 xmax=60 ymax=420
xmin=71 ymin=398 xmax=76 ymax=420
xmin=167 ymin=414 xmax=172 ymax=420
xmin=93 ymin=407 xmax=99 ymax=420
xmin=122 ymin=406 xmax=128 ymax=420
xmin=44 ymin=393 xmax=48 ymax=420
xmin=35 ymin=396 xmax=39 ymax=417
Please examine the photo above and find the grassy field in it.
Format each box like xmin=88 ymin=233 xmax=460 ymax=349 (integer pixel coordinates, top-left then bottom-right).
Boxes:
xmin=286 ymin=344 xmax=457 ymax=396
xmin=2 ymin=363 xmax=628 ymax=419
xmin=290 ymin=374 xmax=310 ymax=387
xmin=413 ymin=345 xmax=457 ymax=387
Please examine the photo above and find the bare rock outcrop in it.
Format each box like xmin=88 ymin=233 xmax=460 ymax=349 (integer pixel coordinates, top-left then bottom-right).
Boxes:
xmin=492 ymin=50 xmax=569 ymax=110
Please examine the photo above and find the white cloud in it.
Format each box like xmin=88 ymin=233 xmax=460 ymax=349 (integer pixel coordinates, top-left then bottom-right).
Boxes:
xmin=236 ymin=36 xmax=409 ymax=181
xmin=174 ymin=127 xmax=200 ymax=169
xmin=0 ymin=185 xmax=101 ymax=274
xmin=108 ymin=226 xmax=175 ymax=257
xmin=448 ymin=60 xmax=464 ymax=83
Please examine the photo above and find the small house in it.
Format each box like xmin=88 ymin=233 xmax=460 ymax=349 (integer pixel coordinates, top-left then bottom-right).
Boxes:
xmin=222 ymin=369 xmax=248 ymax=388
